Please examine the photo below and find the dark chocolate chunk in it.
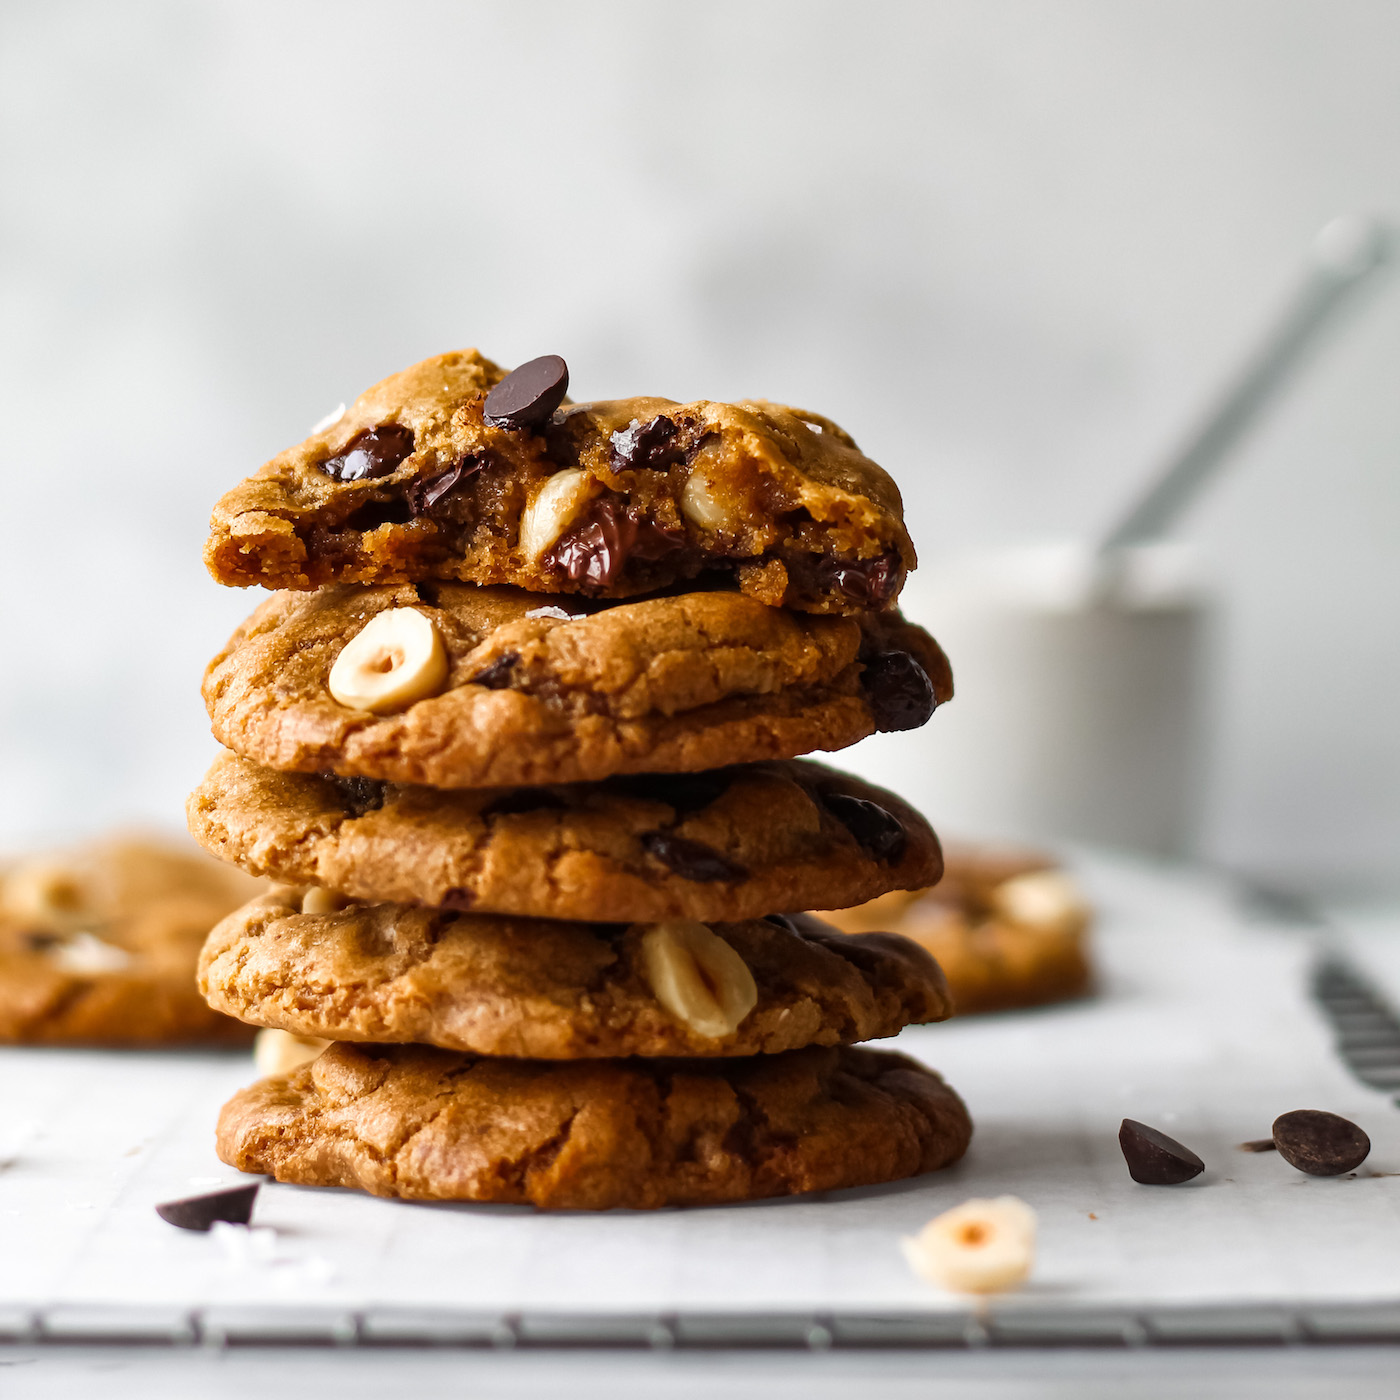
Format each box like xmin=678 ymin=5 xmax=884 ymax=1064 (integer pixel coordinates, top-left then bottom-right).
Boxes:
xmin=606 ymin=770 xmax=733 ymax=815
xmin=1272 ymin=1110 xmax=1370 ymax=1176
xmin=317 ymin=423 xmax=415 ymax=482
xmin=482 ymin=789 xmax=569 ymax=817
xmin=548 ymin=499 xmax=685 ymax=589
xmin=860 ymin=650 xmax=937 ymax=732
xmin=819 ymin=552 xmax=902 ymax=608
xmin=819 ymin=792 xmax=907 ymax=862
xmin=155 ymin=1183 xmax=260 ymax=1232
xmin=406 ymin=455 xmax=485 ymax=515
xmin=610 ymin=415 xmax=685 ymax=471
xmin=765 ymin=911 xmax=841 ymax=939
xmin=1238 ymin=1138 xmax=1278 ymax=1153
xmin=322 ymin=774 xmax=387 ymax=817
xmin=640 ymin=832 xmax=747 ymax=883
xmin=343 ymin=497 xmax=415 ymax=531
xmin=484 ymin=355 xmax=569 ymax=430
xmin=469 ymin=654 xmax=520 ymax=689
xmin=1118 ymin=1119 xmax=1205 ymax=1185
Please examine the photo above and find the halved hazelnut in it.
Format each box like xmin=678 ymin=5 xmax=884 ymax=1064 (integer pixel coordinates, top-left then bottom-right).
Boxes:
xmin=902 ymin=1196 xmax=1037 ymax=1294
xmin=300 ymin=888 xmax=353 ymax=916
xmin=990 ymin=870 xmax=1087 ymax=935
xmin=1 ymin=862 xmax=91 ymax=933
xmin=253 ymin=1028 xmax=331 ymax=1077
xmin=327 ymin=607 xmax=448 ymax=714
xmin=48 ymin=931 xmax=133 ymax=975
xmin=638 ymin=920 xmax=758 ymax=1039
xmin=518 ymin=468 xmax=600 ymax=561
xmin=679 ymin=468 xmax=734 ymax=532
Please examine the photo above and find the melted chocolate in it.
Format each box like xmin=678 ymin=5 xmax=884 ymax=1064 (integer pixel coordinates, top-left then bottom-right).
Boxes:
xmin=468 ymin=654 xmax=520 ymax=689
xmin=610 ymin=415 xmax=686 ymax=471
xmin=317 ymin=424 xmax=415 ymax=482
xmin=860 ymin=651 xmax=937 ymax=732
xmin=547 ymin=499 xmax=685 ymax=589
xmin=640 ymin=832 xmax=747 ymax=883
xmin=406 ymin=455 xmax=485 ymax=515
xmin=819 ymin=791 xmax=907 ymax=862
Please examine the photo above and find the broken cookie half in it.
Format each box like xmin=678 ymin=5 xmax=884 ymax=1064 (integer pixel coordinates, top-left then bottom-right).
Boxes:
xmin=204 ymin=349 xmax=915 ymax=615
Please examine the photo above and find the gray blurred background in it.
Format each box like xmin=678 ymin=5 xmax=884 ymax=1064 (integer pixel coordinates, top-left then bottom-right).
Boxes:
xmin=1 ymin=0 xmax=1396 ymax=893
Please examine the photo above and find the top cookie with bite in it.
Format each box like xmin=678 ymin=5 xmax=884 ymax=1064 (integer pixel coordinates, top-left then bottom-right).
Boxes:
xmin=204 ymin=350 xmax=915 ymax=615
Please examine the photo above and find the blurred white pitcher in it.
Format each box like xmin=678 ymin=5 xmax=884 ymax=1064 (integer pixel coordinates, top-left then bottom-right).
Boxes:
xmin=849 ymin=543 xmax=1210 ymax=857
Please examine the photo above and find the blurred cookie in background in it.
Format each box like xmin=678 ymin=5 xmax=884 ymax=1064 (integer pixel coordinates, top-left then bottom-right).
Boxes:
xmin=0 ymin=835 xmax=262 ymax=1046
xmin=815 ymin=846 xmax=1093 ymax=1015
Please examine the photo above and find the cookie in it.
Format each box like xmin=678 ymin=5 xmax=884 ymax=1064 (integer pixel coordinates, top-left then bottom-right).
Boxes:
xmin=216 ymin=1041 xmax=971 ymax=1209
xmin=198 ymin=889 xmax=952 ymax=1058
xmin=203 ymin=582 xmax=951 ymax=789
xmin=0 ymin=836 xmax=261 ymax=1046
xmin=188 ymin=750 xmax=942 ymax=922
xmin=817 ymin=847 xmax=1093 ymax=1015
xmin=204 ymin=349 xmax=915 ymax=616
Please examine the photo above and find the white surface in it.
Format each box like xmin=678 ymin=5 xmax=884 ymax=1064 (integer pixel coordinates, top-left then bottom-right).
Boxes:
xmin=0 ymin=854 xmax=1397 ymax=1315
xmin=1 ymin=2 xmax=1399 ymax=891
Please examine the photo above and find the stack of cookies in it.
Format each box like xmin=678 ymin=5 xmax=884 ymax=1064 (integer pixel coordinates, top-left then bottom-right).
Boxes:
xmin=188 ymin=350 xmax=973 ymax=1210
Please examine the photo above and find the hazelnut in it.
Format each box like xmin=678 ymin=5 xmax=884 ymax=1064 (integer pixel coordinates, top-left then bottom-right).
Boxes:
xmin=638 ymin=920 xmax=758 ymax=1040
xmin=902 ymin=1196 xmax=1037 ymax=1294
xmin=327 ymin=607 xmax=448 ymax=714
xmin=518 ymin=468 xmax=599 ymax=561
xmin=300 ymin=887 xmax=353 ymax=916
xmin=679 ymin=468 xmax=734 ymax=532
xmin=253 ymin=1028 xmax=331 ymax=1077
xmin=1 ymin=861 xmax=91 ymax=933
xmin=48 ymin=931 xmax=133 ymax=976
xmin=990 ymin=870 xmax=1087 ymax=935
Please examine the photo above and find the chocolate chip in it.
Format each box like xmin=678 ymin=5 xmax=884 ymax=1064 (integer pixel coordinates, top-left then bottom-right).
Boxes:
xmin=606 ymin=771 xmax=733 ymax=815
xmin=1272 ymin=1110 xmax=1370 ymax=1176
xmin=406 ymin=455 xmax=485 ymax=515
xmin=1118 ymin=1119 xmax=1205 ymax=1185
xmin=819 ymin=791 xmax=907 ymax=862
xmin=641 ymin=832 xmax=747 ymax=883
xmin=820 ymin=551 xmax=902 ymax=608
xmin=610 ymin=415 xmax=686 ymax=470
xmin=469 ymin=654 xmax=519 ymax=689
xmin=484 ymin=355 xmax=569 ymax=430
xmin=764 ymin=911 xmax=838 ymax=939
xmin=547 ymin=498 xmax=685 ymax=589
xmin=155 ymin=1183 xmax=260 ymax=1232
xmin=318 ymin=423 xmax=415 ymax=482
xmin=1238 ymin=1138 xmax=1278 ymax=1153
xmin=322 ymin=774 xmax=387 ymax=817
xmin=483 ymin=789 xmax=568 ymax=816
xmin=861 ymin=650 xmax=937 ymax=732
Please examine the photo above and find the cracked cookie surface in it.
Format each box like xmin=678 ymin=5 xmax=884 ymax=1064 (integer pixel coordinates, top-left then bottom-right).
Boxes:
xmin=204 ymin=348 xmax=915 ymax=615
xmin=202 ymin=582 xmax=951 ymax=789
xmin=199 ymin=890 xmax=952 ymax=1058
xmin=817 ymin=846 xmax=1094 ymax=1015
xmin=216 ymin=1040 xmax=971 ymax=1208
xmin=188 ymin=751 xmax=942 ymax=922
xmin=0 ymin=836 xmax=260 ymax=1045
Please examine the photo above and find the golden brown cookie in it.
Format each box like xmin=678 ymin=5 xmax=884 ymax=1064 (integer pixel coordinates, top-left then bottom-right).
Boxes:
xmin=188 ymin=750 xmax=942 ymax=922
xmin=0 ymin=836 xmax=261 ymax=1046
xmin=204 ymin=349 xmax=914 ymax=615
xmin=216 ymin=1041 xmax=971 ymax=1209
xmin=817 ymin=846 xmax=1093 ymax=1015
xmin=202 ymin=582 xmax=951 ymax=789
xmin=199 ymin=889 xmax=951 ymax=1058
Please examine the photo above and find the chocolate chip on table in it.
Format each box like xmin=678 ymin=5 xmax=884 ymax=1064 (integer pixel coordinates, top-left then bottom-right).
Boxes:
xmin=323 ymin=774 xmax=387 ymax=817
xmin=483 ymin=355 xmax=570 ymax=430
xmin=1238 ymin=1138 xmax=1278 ymax=1153
xmin=1118 ymin=1119 xmax=1205 ymax=1185
xmin=607 ymin=771 xmax=733 ymax=815
xmin=641 ymin=832 xmax=747 ymax=883
xmin=468 ymin=654 xmax=520 ymax=689
xmin=1272 ymin=1110 xmax=1370 ymax=1176
xmin=406 ymin=455 xmax=485 ymax=515
xmin=318 ymin=423 xmax=415 ymax=482
xmin=548 ymin=499 xmax=685 ymax=589
xmin=860 ymin=651 xmax=937 ymax=732
xmin=819 ymin=792 xmax=907 ymax=862
xmin=155 ymin=1183 xmax=260 ymax=1232
xmin=611 ymin=415 xmax=686 ymax=471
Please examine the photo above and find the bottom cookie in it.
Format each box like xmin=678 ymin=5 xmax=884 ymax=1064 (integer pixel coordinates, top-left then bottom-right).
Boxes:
xmin=817 ymin=845 xmax=1093 ymax=1015
xmin=217 ymin=1041 xmax=972 ymax=1210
